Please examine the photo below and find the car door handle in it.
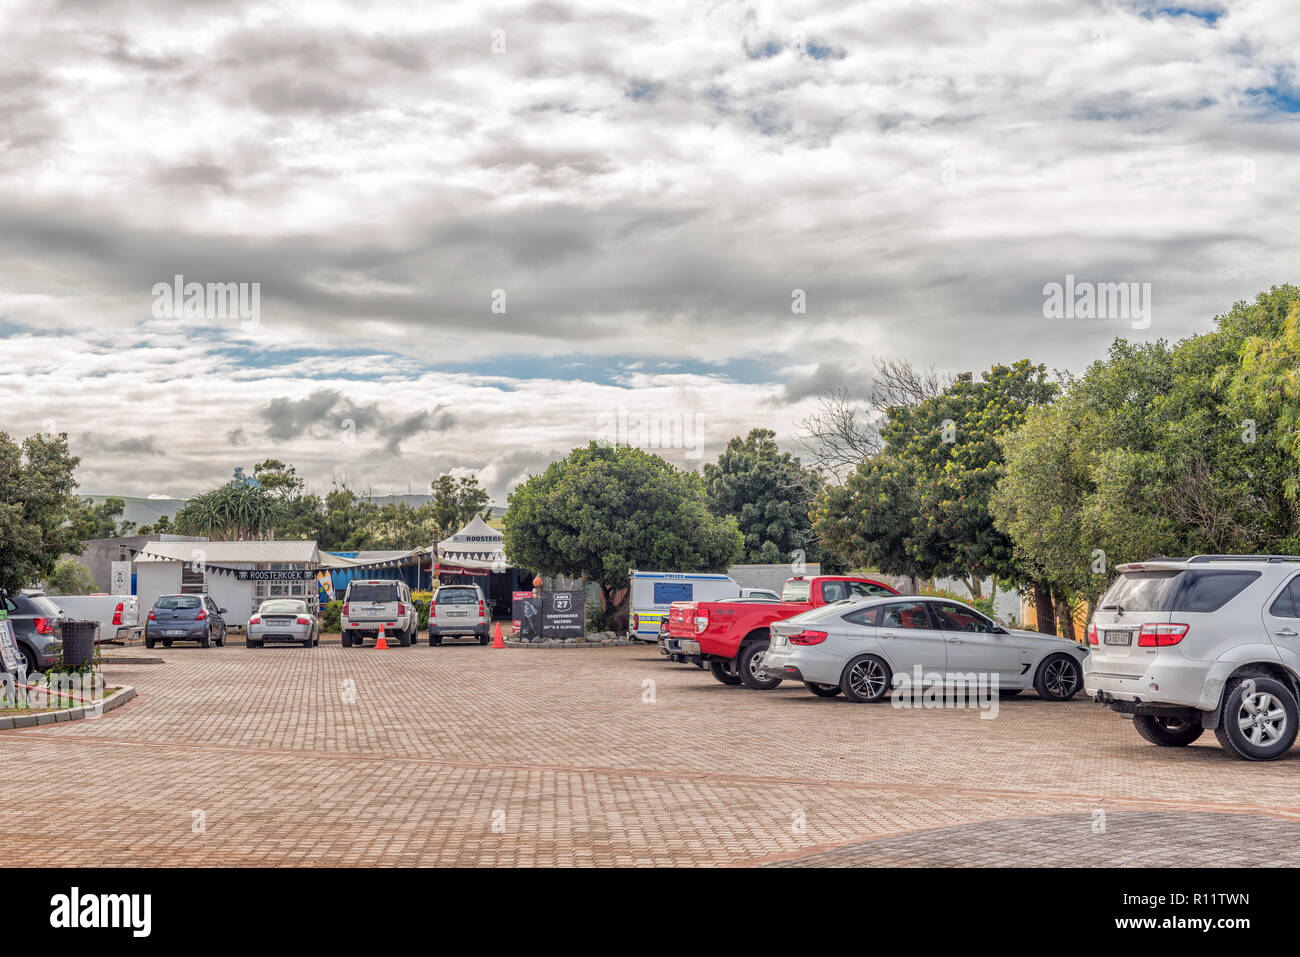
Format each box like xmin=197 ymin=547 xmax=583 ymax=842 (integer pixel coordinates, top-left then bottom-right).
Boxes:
xmin=1277 ymin=628 xmax=1298 ymax=637
xmin=946 ymin=636 xmax=961 ymax=643
xmin=879 ymin=631 xmax=897 ymax=639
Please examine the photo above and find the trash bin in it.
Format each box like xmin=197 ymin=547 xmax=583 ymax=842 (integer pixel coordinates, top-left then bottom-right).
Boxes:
xmin=59 ymin=619 xmax=98 ymax=668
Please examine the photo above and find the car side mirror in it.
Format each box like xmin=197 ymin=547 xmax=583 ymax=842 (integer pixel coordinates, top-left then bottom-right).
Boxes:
xmin=218 ymin=608 xmax=227 ymax=615
xmin=992 ymin=625 xmax=1008 ymax=634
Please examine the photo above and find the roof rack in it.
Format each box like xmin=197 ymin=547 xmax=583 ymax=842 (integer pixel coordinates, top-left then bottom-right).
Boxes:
xmin=1186 ymin=554 xmax=1300 ymax=563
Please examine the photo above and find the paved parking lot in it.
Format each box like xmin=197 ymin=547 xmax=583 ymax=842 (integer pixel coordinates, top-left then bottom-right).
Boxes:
xmin=1 ymin=643 xmax=1296 ymax=866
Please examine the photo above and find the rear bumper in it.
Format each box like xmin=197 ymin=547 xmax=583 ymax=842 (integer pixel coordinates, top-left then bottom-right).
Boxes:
xmin=760 ymin=646 xmax=839 ymax=685
xmin=249 ymin=627 xmax=312 ymax=643
xmin=145 ymin=623 xmax=207 ymax=641
xmin=429 ymin=622 xmax=487 ymax=637
xmin=1083 ymin=656 xmax=1221 ymax=711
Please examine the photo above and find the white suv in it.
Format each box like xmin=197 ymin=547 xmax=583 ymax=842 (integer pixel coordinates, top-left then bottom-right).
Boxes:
xmin=341 ymin=579 xmax=416 ymax=647
xmin=1085 ymin=556 xmax=1300 ymax=760
xmin=428 ymin=585 xmax=489 ymax=645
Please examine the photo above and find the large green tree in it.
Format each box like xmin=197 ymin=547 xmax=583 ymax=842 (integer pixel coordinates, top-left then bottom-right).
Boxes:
xmin=67 ymin=496 xmax=136 ymax=540
xmin=704 ymin=429 xmax=823 ymax=565
xmin=0 ymin=432 xmax=82 ymax=594
xmin=172 ymin=479 xmax=285 ymax=541
xmin=502 ymin=443 xmax=743 ymax=631
xmin=814 ymin=360 xmax=1056 ymax=599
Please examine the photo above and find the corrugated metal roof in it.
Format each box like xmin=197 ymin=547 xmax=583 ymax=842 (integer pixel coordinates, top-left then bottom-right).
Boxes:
xmin=135 ymin=540 xmax=321 ymax=564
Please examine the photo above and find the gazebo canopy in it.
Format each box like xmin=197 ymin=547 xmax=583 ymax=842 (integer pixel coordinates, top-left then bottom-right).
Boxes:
xmin=436 ymin=515 xmax=507 ymax=570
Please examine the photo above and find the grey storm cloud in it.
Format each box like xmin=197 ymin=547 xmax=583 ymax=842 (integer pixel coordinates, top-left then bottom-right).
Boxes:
xmin=258 ymin=389 xmax=453 ymax=454
xmin=768 ymin=361 xmax=874 ymax=407
xmin=75 ymin=433 xmax=165 ymax=456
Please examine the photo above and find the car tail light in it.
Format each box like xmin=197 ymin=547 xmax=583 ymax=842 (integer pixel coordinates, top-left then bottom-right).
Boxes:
xmin=148 ymin=609 xmax=157 ymax=621
xmin=342 ymin=603 xmax=350 ymax=618
xmin=33 ymin=617 xmax=53 ymax=634
xmin=693 ymin=613 xmax=709 ymax=634
xmin=296 ymin=617 xmax=311 ymax=625
xmin=631 ymin=613 xmax=639 ymax=631
xmin=478 ymin=601 xmax=486 ymax=618
xmin=397 ymin=602 xmax=405 ymax=616
xmin=787 ymin=630 xmax=828 ymax=645
xmin=112 ymin=602 xmax=123 ymax=626
xmin=1137 ymin=623 xmax=1188 ymax=647
xmin=249 ymin=616 xmax=261 ymax=625
xmin=195 ymin=608 xmax=207 ymax=621
xmin=1087 ymin=622 xmax=1098 ymax=645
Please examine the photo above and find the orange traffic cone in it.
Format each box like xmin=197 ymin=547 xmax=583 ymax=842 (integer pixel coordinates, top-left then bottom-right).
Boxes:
xmin=375 ymin=625 xmax=390 ymax=650
xmin=491 ymin=622 xmax=504 ymax=649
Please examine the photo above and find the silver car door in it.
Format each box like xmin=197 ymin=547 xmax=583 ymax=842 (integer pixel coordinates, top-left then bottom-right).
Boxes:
xmin=875 ymin=600 xmax=947 ymax=679
xmin=928 ymin=600 xmax=1023 ymax=686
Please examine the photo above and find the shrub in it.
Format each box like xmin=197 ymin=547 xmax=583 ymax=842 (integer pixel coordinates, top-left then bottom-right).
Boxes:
xmin=320 ymin=600 xmax=342 ymax=632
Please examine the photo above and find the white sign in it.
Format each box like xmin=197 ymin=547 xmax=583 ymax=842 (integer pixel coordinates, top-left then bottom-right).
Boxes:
xmin=111 ymin=561 xmax=132 ymax=595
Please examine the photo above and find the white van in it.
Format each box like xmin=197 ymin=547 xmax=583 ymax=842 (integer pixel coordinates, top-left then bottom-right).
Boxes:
xmin=627 ymin=571 xmax=740 ymax=641
xmin=45 ymin=594 xmax=141 ymax=643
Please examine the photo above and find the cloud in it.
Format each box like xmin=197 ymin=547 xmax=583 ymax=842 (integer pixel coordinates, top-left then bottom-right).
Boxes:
xmin=1 ymin=0 xmax=1298 ymax=497
xmin=74 ymin=433 xmax=165 ymax=456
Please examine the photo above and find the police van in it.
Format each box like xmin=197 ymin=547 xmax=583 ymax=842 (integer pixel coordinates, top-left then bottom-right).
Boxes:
xmin=628 ymin=571 xmax=743 ymax=643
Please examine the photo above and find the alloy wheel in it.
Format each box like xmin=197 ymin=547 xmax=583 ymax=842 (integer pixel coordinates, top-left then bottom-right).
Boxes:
xmin=849 ymin=659 xmax=887 ymax=699
xmin=1043 ymin=658 xmax=1078 ymax=697
xmin=1238 ymin=691 xmax=1288 ymax=746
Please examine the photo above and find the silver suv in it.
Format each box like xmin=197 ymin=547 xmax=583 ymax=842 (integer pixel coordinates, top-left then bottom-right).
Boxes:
xmin=1085 ymin=555 xmax=1300 ymax=760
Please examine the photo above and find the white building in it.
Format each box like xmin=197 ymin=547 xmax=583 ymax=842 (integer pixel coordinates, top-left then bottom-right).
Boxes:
xmin=133 ymin=540 xmax=322 ymax=625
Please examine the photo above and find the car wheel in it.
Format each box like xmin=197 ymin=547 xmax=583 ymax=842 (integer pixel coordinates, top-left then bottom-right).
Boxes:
xmin=397 ymin=628 xmax=412 ymax=647
xmin=707 ymin=659 xmax=742 ymax=686
xmin=18 ymin=644 xmax=38 ymax=675
xmin=144 ymin=636 xmax=155 ymax=649
xmin=247 ymin=638 xmax=261 ymax=648
xmin=200 ymin=632 xmax=211 ymax=649
xmin=163 ymin=639 xmax=173 ymax=648
xmin=738 ymin=640 xmax=782 ymax=690
xmin=841 ymin=655 xmax=892 ymax=703
xmin=1133 ymin=714 xmax=1204 ymax=747
xmin=1214 ymin=676 xmax=1298 ymax=761
xmin=806 ymin=682 xmax=841 ymax=698
xmin=341 ymin=631 xmax=353 ymax=648
xmin=1033 ymin=653 xmax=1082 ymax=701
xmin=478 ymin=633 xmax=489 ymax=646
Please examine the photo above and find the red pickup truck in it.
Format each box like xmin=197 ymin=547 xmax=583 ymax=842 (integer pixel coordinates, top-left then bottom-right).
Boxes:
xmin=663 ymin=575 xmax=899 ymax=690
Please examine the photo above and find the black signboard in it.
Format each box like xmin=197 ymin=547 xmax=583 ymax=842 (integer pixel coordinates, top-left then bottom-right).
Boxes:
xmin=542 ymin=590 xmax=586 ymax=639
xmin=512 ymin=591 xmax=586 ymax=640
xmin=234 ymin=569 xmax=316 ymax=581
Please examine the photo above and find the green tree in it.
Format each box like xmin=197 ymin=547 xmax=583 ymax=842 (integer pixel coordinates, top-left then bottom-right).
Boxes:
xmin=137 ymin=513 xmax=173 ymax=535
xmin=502 ymin=443 xmax=743 ymax=631
xmin=704 ymin=429 xmax=823 ymax=565
xmin=253 ymin=459 xmax=306 ymax=498
xmin=67 ymin=496 xmax=136 ymax=540
xmin=0 ymin=432 xmax=83 ymax=594
xmin=430 ymin=474 xmax=491 ymax=539
xmin=45 ymin=557 xmax=99 ymax=594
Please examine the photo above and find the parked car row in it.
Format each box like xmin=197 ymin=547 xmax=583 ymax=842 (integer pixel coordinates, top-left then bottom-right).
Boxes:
xmin=340 ymin=579 xmax=491 ymax=647
xmin=660 ymin=557 xmax=1300 ymax=762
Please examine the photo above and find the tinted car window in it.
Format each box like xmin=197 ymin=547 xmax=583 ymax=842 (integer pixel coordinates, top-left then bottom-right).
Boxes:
xmin=929 ymin=601 xmax=994 ymax=632
xmin=878 ymin=601 xmax=933 ymax=630
xmin=1099 ymin=571 xmax=1182 ymax=613
xmin=843 ymin=607 xmax=881 ymax=626
xmin=1173 ymin=571 xmax=1260 ymax=613
xmin=436 ymin=589 xmax=478 ymax=605
xmin=347 ymin=583 xmax=401 ymax=602
xmin=156 ymin=596 xmax=201 ymax=610
xmin=821 ymin=581 xmax=848 ymax=603
xmin=1269 ymin=576 xmax=1300 ymax=618
xmin=17 ymin=596 xmax=62 ymax=617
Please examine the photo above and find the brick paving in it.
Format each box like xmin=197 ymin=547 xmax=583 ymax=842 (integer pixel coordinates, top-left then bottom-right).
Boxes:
xmin=1 ymin=644 xmax=1295 ymax=866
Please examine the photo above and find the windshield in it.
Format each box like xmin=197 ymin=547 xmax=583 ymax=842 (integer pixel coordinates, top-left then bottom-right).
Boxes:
xmin=1099 ymin=571 xmax=1182 ymax=613
xmin=156 ymin=596 xmax=201 ymax=610
xmin=436 ymin=589 xmax=478 ymax=605
xmin=260 ymin=600 xmax=306 ymax=615
xmin=347 ymin=583 xmax=400 ymax=602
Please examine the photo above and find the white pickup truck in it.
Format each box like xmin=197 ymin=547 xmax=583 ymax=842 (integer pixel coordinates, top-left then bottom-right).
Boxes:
xmin=45 ymin=594 xmax=142 ymax=643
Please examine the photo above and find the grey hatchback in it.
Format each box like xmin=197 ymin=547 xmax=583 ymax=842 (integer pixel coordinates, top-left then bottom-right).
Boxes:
xmin=1 ymin=592 xmax=64 ymax=674
xmin=145 ymin=594 xmax=228 ymax=648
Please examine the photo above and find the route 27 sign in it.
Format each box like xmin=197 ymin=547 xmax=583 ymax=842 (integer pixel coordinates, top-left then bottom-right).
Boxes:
xmin=542 ymin=591 xmax=585 ymax=639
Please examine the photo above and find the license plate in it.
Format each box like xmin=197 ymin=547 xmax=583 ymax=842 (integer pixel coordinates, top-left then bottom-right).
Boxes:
xmin=165 ymin=629 xmax=184 ymax=636
xmin=680 ymin=640 xmax=701 ymax=655
xmin=1104 ymin=630 xmax=1131 ymax=646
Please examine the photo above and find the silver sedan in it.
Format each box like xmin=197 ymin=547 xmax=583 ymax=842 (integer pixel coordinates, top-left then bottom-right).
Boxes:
xmin=761 ymin=596 xmax=1089 ymax=703
xmin=247 ymin=599 xmax=320 ymax=648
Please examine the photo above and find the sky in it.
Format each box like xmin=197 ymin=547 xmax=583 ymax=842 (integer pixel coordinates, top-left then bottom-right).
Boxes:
xmin=1 ymin=0 xmax=1297 ymax=502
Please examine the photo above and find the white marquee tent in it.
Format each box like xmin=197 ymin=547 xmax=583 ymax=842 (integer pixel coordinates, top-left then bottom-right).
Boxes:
xmin=435 ymin=515 xmax=507 ymax=571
